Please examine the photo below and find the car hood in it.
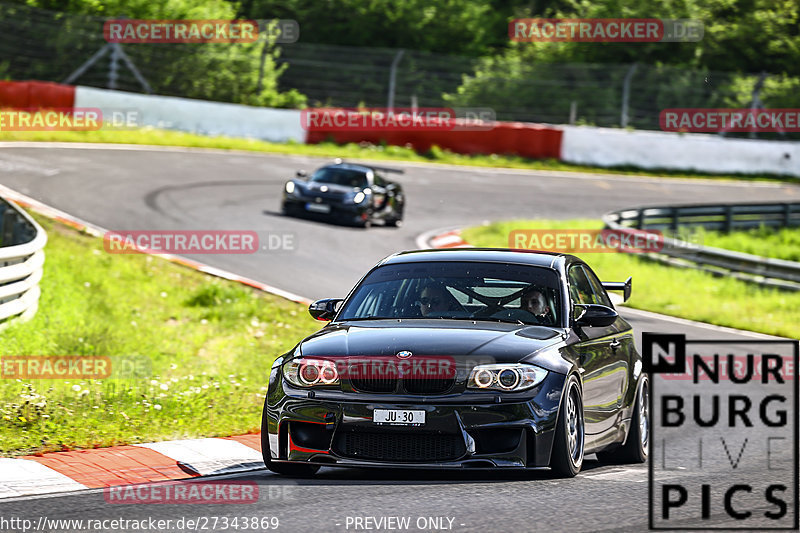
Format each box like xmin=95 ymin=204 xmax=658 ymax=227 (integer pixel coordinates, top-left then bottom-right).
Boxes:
xmin=297 ymin=319 xmax=565 ymax=367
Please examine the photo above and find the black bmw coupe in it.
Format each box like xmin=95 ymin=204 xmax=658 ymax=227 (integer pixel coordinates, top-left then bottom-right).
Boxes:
xmin=280 ymin=161 xmax=405 ymax=228
xmin=261 ymin=248 xmax=648 ymax=477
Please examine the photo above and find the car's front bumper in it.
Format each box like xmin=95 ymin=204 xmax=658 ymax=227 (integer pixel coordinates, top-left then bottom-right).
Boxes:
xmin=282 ymin=195 xmax=368 ymax=224
xmin=264 ymin=372 xmax=566 ymax=469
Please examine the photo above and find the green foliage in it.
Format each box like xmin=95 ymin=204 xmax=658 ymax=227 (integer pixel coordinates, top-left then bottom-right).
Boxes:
xmin=0 ymin=1 xmax=305 ymax=108
xmin=241 ymin=0 xmax=514 ymax=56
xmin=694 ymin=225 xmax=800 ymax=262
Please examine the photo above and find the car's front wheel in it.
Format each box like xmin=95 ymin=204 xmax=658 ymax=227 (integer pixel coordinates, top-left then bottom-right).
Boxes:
xmin=597 ymin=376 xmax=649 ymax=464
xmin=550 ymin=375 xmax=584 ymax=477
xmin=261 ymin=409 xmax=320 ymax=477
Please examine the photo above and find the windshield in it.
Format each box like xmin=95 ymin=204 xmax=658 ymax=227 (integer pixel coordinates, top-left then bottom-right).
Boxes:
xmin=337 ymin=261 xmax=561 ymax=326
xmin=310 ymin=167 xmax=369 ymax=188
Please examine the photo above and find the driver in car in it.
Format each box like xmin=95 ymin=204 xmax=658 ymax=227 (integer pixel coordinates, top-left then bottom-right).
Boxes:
xmin=417 ymin=283 xmax=456 ymax=317
xmin=520 ymin=287 xmax=552 ymax=322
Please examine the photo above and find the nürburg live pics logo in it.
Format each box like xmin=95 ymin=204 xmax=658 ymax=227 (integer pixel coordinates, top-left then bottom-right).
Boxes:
xmin=644 ymin=333 xmax=798 ymax=530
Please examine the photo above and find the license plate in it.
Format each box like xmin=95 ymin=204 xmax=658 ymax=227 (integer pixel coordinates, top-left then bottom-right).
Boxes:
xmin=306 ymin=202 xmax=331 ymax=213
xmin=373 ymin=409 xmax=425 ymax=426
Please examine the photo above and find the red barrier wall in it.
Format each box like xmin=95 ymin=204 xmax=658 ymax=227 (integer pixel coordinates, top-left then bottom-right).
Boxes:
xmin=0 ymin=81 xmax=75 ymax=109
xmin=305 ymin=116 xmax=563 ymax=159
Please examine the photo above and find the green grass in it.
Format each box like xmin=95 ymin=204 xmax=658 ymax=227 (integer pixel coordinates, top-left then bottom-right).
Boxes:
xmin=0 ymin=126 xmax=796 ymax=183
xmin=693 ymin=226 xmax=800 ymax=262
xmin=0 ymin=215 xmax=321 ymax=456
xmin=461 ymin=219 xmax=800 ymax=338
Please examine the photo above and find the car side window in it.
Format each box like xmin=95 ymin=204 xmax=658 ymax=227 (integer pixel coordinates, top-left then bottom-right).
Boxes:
xmin=582 ymin=266 xmax=613 ymax=308
xmin=567 ymin=265 xmax=595 ymax=305
xmin=373 ymin=174 xmax=386 ymax=187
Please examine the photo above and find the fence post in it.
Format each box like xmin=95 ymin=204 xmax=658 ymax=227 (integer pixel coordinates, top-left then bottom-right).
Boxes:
xmin=636 ymin=209 xmax=645 ymax=229
xmin=620 ymin=63 xmax=638 ymax=128
xmin=387 ymin=49 xmax=405 ymax=112
xmin=2 ymin=209 xmax=16 ymax=247
xmin=724 ymin=205 xmax=733 ymax=232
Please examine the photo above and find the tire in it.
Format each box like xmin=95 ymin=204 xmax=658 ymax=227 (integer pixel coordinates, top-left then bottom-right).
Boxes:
xmin=261 ymin=406 xmax=320 ymax=477
xmin=597 ymin=376 xmax=649 ymax=464
xmin=386 ymin=217 xmax=403 ymax=228
xmin=550 ymin=375 xmax=585 ymax=477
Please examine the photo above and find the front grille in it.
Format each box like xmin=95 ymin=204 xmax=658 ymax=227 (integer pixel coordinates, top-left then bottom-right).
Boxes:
xmin=349 ymin=361 xmax=397 ymax=393
xmin=335 ymin=431 xmax=465 ymax=462
xmin=347 ymin=361 xmax=456 ymax=394
xmin=312 ymin=191 xmax=347 ymax=201
xmin=403 ymin=377 xmax=455 ymax=394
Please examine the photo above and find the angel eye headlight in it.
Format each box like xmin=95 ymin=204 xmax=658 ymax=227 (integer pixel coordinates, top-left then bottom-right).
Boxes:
xmin=468 ymin=363 xmax=547 ymax=392
xmin=283 ymin=358 xmax=339 ymax=387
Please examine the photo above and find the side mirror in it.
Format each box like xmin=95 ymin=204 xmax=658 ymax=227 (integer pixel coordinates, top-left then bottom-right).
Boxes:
xmin=309 ymin=298 xmax=343 ymax=321
xmin=574 ymin=304 xmax=618 ymax=328
xmin=602 ymin=276 xmax=632 ymax=302
xmin=296 ymin=170 xmax=307 ymax=179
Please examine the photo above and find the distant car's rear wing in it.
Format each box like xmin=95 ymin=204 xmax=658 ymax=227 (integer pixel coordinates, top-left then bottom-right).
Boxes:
xmin=369 ymin=165 xmax=405 ymax=174
xmin=602 ymin=276 xmax=632 ymax=302
xmin=333 ymin=158 xmax=405 ymax=174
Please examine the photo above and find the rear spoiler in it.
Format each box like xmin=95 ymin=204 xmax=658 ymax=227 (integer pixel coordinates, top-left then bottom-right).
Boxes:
xmin=369 ymin=165 xmax=405 ymax=174
xmin=333 ymin=158 xmax=405 ymax=174
xmin=602 ymin=276 xmax=632 ymax=302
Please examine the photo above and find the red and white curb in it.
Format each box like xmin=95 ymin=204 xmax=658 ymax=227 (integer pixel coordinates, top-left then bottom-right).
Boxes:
xmin=428 ymin=230 xmax=470 ymax=249
xmin=0 ymin=435 xmax=262 ymax=499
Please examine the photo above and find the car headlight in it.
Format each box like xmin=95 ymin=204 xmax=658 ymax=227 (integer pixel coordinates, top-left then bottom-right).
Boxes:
xmin=352 ymin=191 xmax=366 ymax=204
xmin=283 ymin=358 xmax=339 ymax=387
xmin=467 ymin=363 xmax=548 ymax=391
xmin=285 ymin=181 xmax=296 ymax=194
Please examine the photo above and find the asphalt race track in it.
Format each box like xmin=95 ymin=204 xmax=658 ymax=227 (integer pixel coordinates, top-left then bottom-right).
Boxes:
xmin=0 ymin=144 xmax=797 ymax=532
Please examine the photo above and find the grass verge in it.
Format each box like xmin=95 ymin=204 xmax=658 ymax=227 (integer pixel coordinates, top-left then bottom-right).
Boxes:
xmin=0 ymin=127 xmax=796 ymax=183
xmin=693 ymin=226 xmax=800 ymax=262
xmin=0 ymin=214 xmax=320 ymax=456
xmin=461 ymin=219 xmax=800 ymax=338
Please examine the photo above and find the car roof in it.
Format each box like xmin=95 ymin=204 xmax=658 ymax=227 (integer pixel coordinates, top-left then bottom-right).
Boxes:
xmin=380 ymin=248 xmax=577 ymax=270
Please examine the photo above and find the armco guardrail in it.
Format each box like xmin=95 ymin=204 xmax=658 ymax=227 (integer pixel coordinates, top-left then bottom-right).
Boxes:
xmin=603 ymin=202 xmax=800 ymax=291
xmin=0 ymin=197 xmax=47 ymax=327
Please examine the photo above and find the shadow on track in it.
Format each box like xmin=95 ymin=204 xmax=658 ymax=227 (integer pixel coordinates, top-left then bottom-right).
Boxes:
xmin=252 ymin=457 xmax=611 ymax=487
